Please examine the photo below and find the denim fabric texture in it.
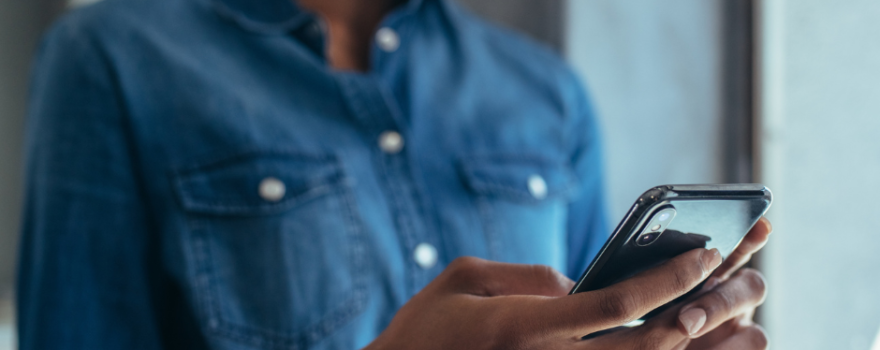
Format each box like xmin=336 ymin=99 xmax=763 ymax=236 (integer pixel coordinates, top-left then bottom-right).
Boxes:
xmin=17 ymin=0 xmax=608 ymax=348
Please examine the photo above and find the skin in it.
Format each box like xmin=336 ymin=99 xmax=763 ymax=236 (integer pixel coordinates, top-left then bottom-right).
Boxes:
xmin=297 ymin=0 xmax=403 ymax=71
xmin=298 ymin=1 xmax=772 ymax=348
xmin=364 ymin=219 xmax=772 ymax=350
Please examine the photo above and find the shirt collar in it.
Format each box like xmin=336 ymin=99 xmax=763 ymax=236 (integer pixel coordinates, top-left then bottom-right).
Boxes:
xmin=210 ymin=0 xmax=428 ymax=35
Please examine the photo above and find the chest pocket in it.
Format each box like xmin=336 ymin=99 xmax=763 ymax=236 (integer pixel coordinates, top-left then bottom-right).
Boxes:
xmin=458 ymin=154 xmax=579 ymax=269
xmin=173 ymin=150 xmax=367 ymax=350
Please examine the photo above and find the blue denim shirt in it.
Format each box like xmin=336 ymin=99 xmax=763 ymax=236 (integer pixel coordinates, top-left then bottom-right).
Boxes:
xmin=18 ymin=0 xmax=607 ymax=348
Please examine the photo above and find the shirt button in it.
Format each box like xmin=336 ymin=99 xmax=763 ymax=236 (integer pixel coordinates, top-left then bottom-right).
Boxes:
xmin=259 ymin=177 xmax=286 ymax=202
xmin=378 ymin=130 xmax=404 ymax=154
xmin=375 ymin=27 xmax=400 ymax=52
xmin=413 ymin=243 xmax=438 ymax=269
xmin=528 ymin=174 xmax=548 ymax=200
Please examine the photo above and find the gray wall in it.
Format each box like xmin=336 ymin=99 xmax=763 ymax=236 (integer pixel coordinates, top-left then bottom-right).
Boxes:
xmin=0 ymin=0 xmax=59 ymax=298
xmin=759 ymin=0 xmax=880 ymax=348
xmin=1 ymin=1 xmax=63 ymax=348
xmin=565 ymin=0 xmax=724 ymax=223
xmin=457 ymin=0 xmax=564 ymax=52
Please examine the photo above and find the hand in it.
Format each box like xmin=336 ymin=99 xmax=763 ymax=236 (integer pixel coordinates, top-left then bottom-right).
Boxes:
xmin=589 ymin=217 xmax=773 ymax=350
xmin=677 ymin=217 xmax=774 ymax=349
xmin=365 ymin=247 xmax=723 ymax=350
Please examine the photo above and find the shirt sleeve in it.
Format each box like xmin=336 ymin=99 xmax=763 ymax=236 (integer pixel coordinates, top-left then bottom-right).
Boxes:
xmin=16 ymin=19 xmax=164 ymax=349
xmin=565 ymin=78 xmax=609 ymax=281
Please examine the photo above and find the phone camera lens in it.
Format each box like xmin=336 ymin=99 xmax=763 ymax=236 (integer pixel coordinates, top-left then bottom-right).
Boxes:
xmin=637 ymin=232 xmax=659 ymax=246
xmin=658 ymin=212 xmax=671 ymax=221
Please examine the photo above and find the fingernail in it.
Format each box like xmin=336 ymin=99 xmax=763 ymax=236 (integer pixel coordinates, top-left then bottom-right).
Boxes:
xmin=762 ymin=217 xmax=773 ymax=234
xmin=678 ymin=308 xmax=707 ymax=336
xmin=701 ymin=248 xmax=722 ymax=272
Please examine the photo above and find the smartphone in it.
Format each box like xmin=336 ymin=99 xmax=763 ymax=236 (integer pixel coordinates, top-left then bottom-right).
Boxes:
xmin=569 ymin=184 xmax=772 ymax=319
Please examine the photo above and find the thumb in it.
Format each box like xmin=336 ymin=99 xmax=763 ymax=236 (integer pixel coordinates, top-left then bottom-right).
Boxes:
xmin=439 ymin=257 xmax=574 ymax=297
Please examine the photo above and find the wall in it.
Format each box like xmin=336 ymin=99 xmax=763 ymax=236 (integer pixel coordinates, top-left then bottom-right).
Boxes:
xmin=1 ymin=0 xmax=59 ymax=343
xmin=1 ymin=1 xmax=76 ymax=348
xmin=565 ymin=0 xmax=724 ymax=224
xmin=759 ymin=0 xmax=880 ymax=348
xmin=457 ymin=0 xmax=564 ymax=52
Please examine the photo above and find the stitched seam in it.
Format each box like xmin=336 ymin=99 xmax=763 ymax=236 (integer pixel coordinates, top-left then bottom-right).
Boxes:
xmin=467 ymin=177 xmax=575 ymax=202
xmin=197 ymin=187 xmax=367 ymax=349
xmin=189 ymin=220 xmax=222 ymax=334
xmin=186 ymin=175 xmax=367 ymax=349
xmin=181 ymin=181 xmax=339 ymax=215
xmin=172 ymin=152 xmax=345 ymax=215
xmin=175 ymin=149 xmax=336 ymax=175
xmin=458 ymin=157 xmax=580 ymax=203
xmin=376 ymin=156 xmax=419 ymax=294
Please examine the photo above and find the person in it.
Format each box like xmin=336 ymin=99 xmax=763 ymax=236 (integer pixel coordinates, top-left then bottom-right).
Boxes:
xmin=16 ymin=0 xmax=772 ymax=348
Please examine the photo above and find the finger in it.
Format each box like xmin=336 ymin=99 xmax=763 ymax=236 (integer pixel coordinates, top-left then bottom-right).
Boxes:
xmin=707 ymin=325 xmax=769 ymax=350
xmin=439 ymin=257 xmax=574 ymax=297
xmin=677 ymin=269 xmax=767 ymax=338
xmin=581 ymin=323 xmax=688 ymax=349
xmin=542 ymin=248 xmax=723 ymax=336
xmin=582 ymin=309 xmax=689 ymax=350
xmin=686 ymin=314 xmax=753 ymax=348
xmin=583 ymin=277 xmax=723 ymax=349
xmin=715 ymin=217 xmax=772 ymax=279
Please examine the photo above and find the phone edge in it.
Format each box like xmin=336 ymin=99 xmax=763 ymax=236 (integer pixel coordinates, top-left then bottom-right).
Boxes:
xmin=568 ymin=184 xmax=772 ymax=295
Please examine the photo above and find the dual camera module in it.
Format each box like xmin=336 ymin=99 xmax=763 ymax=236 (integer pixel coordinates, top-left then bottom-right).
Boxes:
xmin=635 ymin=208 xmax=677 ymax=246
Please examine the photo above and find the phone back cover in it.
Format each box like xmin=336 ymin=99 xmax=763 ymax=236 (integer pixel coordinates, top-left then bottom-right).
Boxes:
xmin=571 ymin=185 xmax=772 ymax=318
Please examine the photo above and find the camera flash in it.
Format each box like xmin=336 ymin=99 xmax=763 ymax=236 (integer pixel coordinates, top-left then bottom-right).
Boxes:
xmin=650 ymin=224 xmax=662 ymax=231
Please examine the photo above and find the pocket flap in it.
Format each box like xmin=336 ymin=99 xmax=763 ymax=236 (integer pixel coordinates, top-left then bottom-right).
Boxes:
xmin=458 ymin=154 xmax=579 ymax=202
xmin=173 ymin=150 xmax=345 ymax=216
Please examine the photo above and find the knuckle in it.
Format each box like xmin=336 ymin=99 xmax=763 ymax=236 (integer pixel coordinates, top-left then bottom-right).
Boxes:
xmin=742 ymin=325 xmax=769 ymax=349
xmin=597 ymin=289 xmax=638 ymax=323
xmin=670 ymin=260 xmax=702 ymax=293
xmin=446 ymin=257 xmax=484 ymax=283
xmin=449 ymin=256 xmax=481 ymax=271
xmin=530 ymin=265 xmax=569 ymax=290
xmin=704 ymin=288 xmax=737 ymax=316
xmin=740 ymin=269 xmax=768 ymax=302
xmin=530 ymin=264 xmax=558 ymax=281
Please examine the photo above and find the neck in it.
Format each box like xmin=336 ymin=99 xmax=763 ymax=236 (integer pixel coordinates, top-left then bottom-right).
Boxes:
xmin=297 ymin=0 xmax=405 ymax=71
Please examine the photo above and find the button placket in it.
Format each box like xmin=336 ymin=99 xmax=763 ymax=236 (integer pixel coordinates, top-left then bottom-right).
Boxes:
xmin=336 ymin=74 xmax=440 ymax=296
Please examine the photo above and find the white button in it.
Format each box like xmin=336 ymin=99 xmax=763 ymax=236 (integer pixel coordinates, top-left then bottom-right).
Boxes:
xmin=378 ymin=131 xmax=404 ymax=154
xmin=258 ymin=177 xmax=286 ymax=202
xmin=375 ymin=27 xmax=400 ymax=52
xmin=528 ymin=175 xmax=548 ymax=200
xmin=413 ymin=243 xmax=438 ymax=269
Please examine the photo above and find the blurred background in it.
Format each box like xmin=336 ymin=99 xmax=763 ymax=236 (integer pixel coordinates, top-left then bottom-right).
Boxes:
xmin=1 ymin=0 xmax=879 ymax=349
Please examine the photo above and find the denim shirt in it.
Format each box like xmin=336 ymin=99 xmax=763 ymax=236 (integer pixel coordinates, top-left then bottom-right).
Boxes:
xmin=17 ymin=0 xmax=607 ymax=348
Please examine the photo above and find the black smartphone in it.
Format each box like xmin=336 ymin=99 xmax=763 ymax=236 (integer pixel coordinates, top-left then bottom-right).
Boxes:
xmin=569 ymin=184 xmax=772 ymax=319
